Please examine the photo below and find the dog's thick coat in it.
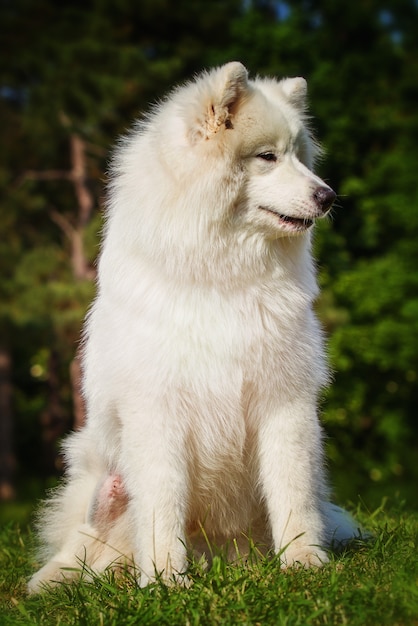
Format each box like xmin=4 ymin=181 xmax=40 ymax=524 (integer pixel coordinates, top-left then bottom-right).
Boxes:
xmin=29 ymin=62 xmax=356 ymax=592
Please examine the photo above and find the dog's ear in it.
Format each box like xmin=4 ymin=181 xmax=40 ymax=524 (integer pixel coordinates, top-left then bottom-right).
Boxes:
xmin=280 ymin=77 xmax=308 ymax=112
xmin=204 ymin=62 xmax=249 ymax=138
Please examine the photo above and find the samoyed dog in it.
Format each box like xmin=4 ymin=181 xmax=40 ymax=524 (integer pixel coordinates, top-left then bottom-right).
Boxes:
xmin=29 ymin=62 xmax=357 ymax=593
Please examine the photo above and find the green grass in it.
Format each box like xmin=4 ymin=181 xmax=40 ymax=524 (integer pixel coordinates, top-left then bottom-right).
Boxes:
xmin=1 ymin=502 xmax=417 ymax=626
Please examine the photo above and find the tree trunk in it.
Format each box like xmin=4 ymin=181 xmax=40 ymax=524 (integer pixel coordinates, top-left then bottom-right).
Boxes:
xmin=22 ymin=133 xmax=96 ymax=433
xmin=50 ymin=134 xmax=97 ymax=282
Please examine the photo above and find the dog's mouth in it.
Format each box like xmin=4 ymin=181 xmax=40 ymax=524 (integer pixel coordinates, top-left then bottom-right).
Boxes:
xmin=259 ymin=206 xmax=314 ymax=231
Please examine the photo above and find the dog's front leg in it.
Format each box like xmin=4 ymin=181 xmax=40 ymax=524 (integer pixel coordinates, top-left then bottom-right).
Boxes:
xmin=120 ymin=413 xmax=189 ymax=585
xmin=258 ymin=399 xmax=329 ymax=568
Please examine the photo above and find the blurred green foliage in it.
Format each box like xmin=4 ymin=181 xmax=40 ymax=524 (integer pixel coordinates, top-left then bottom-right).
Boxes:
xmin=0 ymin=0 xmax=417 ymax=507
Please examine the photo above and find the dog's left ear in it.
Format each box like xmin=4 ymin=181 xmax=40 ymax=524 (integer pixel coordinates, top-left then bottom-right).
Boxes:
xmin=205 ymin=61 xmax=249 ymax=137
xmin=280 ymin=77 xmax=308 ymax=112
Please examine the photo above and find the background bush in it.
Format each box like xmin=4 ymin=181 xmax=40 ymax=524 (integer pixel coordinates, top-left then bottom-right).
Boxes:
xmin=1 ymin=0 xmax=417 ymax=509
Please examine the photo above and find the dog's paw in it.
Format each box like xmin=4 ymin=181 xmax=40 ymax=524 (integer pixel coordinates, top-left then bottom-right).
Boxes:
xmin=139 ymin=568 xmax=191 ymax=588
xmin=27 ymin=560 xmax=80 ymax=594
xmin=280 ymin=546 xmax=328 ymax=569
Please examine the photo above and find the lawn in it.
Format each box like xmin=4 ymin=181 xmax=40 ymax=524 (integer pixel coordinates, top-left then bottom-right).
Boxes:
xmin=1 ymin=501 xmax=417 ymax=625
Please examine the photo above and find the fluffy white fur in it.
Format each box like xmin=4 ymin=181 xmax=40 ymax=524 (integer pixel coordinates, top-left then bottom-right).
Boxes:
xmin=28 ymin=62 xmax=358 ymax=593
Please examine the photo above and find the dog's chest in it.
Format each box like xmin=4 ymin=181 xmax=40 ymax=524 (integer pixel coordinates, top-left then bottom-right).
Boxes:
xmin=163 ymin=285 xmax=293 ymax=365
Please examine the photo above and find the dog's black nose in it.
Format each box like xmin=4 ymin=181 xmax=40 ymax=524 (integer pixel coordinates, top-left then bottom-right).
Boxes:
xmin=313 ymin=187 xmax=336 ymax=213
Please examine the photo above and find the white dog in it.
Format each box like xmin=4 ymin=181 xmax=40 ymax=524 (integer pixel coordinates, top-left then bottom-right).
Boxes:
xmin=29 ymin=62 xmax=357 ymax=593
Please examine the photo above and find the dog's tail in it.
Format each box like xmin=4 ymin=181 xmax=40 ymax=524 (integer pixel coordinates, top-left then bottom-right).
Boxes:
xmin=323 ymin=502 xmax=366 ymax=549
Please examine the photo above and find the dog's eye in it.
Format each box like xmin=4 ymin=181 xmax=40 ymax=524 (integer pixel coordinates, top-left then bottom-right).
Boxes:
xmin=257 ymin=152 xmax=277 ymax=162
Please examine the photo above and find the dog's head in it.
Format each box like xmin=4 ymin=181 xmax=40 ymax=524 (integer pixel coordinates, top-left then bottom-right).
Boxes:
xmin=109 ymin=63 xmax=336 ymax=284
xmin=161 ymin=62 xmax=335 ymax=240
